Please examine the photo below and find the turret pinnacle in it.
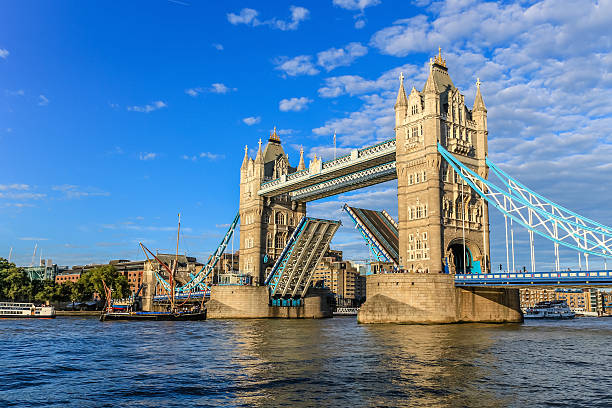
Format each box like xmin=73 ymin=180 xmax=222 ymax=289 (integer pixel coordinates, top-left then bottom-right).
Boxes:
xmin=473 ymin=78 xmax=487 ymax=112
xmin=423 ymin=59 xmax=439 ymax=94
xmin=394 ymin=72 xmax=408 ymax=109
xmin=241 ymin=144 xmax=249 ymax=168
xmin=255 ymin=138 xmax=263 ymax=162
xmin=297 ymin=146 xmax=306 ymax=171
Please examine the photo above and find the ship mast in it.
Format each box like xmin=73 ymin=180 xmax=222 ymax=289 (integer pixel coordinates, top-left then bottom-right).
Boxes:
xmin=173 ymin=213 xmax=181 ymax=310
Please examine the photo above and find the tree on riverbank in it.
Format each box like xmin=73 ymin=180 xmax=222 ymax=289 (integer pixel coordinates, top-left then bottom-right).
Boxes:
xmin=0 ymin=258 xmax=130 ymax=303
xmin=79 ymin=265 xmax=130 ymax=302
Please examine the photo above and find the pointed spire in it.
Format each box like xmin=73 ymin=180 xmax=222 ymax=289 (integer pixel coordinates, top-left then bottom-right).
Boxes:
xmin=255 ymin=138 xmax=263 ymax=162
xmin=297 ymin=146 xmax=306 ymax=170
xmin=269 ymin=126 xmax=280 ymax=142
xmin=473 ymin=78 xmax=487 ymax=112
xmin=241 ymin=144 xmax=249 ymax=168
xmin=394 ymin=71 xmax=408 ymax=109
xmin=423 ymin=59 xmax=439 ymax=94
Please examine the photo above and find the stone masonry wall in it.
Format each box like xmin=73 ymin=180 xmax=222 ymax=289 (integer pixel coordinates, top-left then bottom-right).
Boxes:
xmin=358 ymin=273 xmax=522 ymax=324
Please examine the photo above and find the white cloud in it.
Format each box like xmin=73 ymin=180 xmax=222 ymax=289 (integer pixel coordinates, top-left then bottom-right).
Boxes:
xmin=275 ymin=42 xmax=368 ymax=77
xmin=227 ymin=8 xmax=259 ymax=25
xmin=186 ymin=88 xmax=201 ymax=97
xmin=272 ymin=6 xmax=309 ymax=31
xmin=182 ymin=152 xmax=225 ymax=161
xmin=279 ymin=97 xmax=313 ymax=112
xmin=274 ymin=55 xmax=319 ymax=77
xmin=186 ymin=84 xmax=236 ymax=97
xmin=0 ymin=48 xmax=8 ymax=59
xmin=307 ymin=146 xmax=353 ymax=161
xmin=210 ymin=83 xmax=236 ymax=94
xmin=38 ymin=94 xmax=49 ymax=106
xmin=212 ymin=43 xmax=224 ymax=51
xmin=0 ymin=184 xmax=30 ymax=191
xmin=243 ymin=116 xmax=261 ymax=126
xmin=333 ymin=0 xmax=381 ymax=11
xmin=6 ymin=89 xmax=24 ymax=96
xmin=317 ymin=42 xmax=368 ymax=71
xmin=0 ymin=191 xmax=46 ymax=200
xmin=139 ymin=152 xmax=158 ymax=161
xmin=52 ymin=184 xmax=110 ymax=199
xmin=127 ymin=101 xmax=167 ymax=113
xmin=333 ymin=0 xmax=380 ymax=29
xmin=18 ymin=237 xmax=49 ymax=241
xmin=227 ymin=6 xmax=309 ymax=31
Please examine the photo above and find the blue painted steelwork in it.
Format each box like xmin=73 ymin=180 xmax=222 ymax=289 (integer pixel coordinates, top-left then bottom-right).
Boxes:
xmin=153 ymin=290 xmax=209 ymax=302
xmin=175 ymin=212 xmax=240 ymax=293
xmin=437 ymin=143 xmax=612 ymax=258
xmin=342 ymin=204 xmax=399 ymax=268
xmin=455 ymin=270 xmax=612 ymax=287
xmin=264 ymin=216 xmax=308 ymax=288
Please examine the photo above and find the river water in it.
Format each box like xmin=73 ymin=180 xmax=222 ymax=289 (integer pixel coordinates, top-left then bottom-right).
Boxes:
xmin=1 ymin=316 xmax=611 ymax=407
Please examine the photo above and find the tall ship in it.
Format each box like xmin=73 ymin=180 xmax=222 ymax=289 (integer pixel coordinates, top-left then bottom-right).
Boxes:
xmin=524 ymin=300 xmax=575 ymax=319
xmin=0 ymin=302 xmax=55 ymax=318
xmin=100 ymin=214 xmax=206 ymax=322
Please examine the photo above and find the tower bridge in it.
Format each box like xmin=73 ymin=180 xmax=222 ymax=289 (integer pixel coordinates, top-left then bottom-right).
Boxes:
xmin=147 ymin=49 xmax=612 ymax=323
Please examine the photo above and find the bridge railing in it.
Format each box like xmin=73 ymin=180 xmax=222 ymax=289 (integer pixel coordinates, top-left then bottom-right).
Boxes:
xmin=455 ymin=270 xmax=612 ymax=286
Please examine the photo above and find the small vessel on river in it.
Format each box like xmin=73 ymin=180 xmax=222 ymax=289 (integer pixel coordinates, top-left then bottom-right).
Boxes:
xmin=524 ymin=300 xmax=575 ymax=319
xmin=0 ymin=302 xmax=55 ymax=318
xmin=99 ymin=213 xmax=206 ymax=322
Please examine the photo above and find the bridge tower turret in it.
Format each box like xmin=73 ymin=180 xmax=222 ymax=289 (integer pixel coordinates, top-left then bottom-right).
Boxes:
xmin=395 ymin=48 xmax=490 ymax=274
xmin=238 ymin=128 xmax=306 ymax=285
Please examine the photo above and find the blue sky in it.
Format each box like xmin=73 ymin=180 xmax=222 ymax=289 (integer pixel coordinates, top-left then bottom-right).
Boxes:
xmin=1 ymin=0 xmax=611 ymax=271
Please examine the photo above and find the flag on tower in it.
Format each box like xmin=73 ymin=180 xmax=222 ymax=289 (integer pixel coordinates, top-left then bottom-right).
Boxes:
xmin=333 ymin=131 xmax=337 ymax=159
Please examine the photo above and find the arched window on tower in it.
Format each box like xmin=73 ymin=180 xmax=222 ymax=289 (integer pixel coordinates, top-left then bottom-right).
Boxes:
xmin=276 ymin=212 xmax=285 ymax=225
xmin=275 ymin=235 xmax=284 ymax=249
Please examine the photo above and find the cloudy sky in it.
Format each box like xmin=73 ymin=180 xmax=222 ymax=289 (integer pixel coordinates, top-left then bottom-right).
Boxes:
xmin=1 ymin=0 xmax=611 ymax=271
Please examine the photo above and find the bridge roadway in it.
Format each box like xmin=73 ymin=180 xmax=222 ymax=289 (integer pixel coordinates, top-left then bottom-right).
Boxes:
xmin=258 ymin=138 xmax=396 ymax=201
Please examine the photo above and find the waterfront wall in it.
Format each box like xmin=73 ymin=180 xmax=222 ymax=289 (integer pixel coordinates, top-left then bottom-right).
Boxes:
xmin=357 ymin=273 xmax=522 ymax=324
xmin=206 ymin=286 xmax=333 ymax=319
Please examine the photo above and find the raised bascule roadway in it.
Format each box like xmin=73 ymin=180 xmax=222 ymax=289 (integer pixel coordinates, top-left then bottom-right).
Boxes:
xmin=148 ymin=49 xmax=612 ymax=323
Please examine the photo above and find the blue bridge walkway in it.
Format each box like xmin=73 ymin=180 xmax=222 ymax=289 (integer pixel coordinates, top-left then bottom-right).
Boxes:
xmin=455 ymin=270 xmax=612 ymax=287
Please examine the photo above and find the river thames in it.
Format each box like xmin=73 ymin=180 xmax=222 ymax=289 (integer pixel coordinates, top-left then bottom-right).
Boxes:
xmin=1 ymin=317 xmax=611 ymax=407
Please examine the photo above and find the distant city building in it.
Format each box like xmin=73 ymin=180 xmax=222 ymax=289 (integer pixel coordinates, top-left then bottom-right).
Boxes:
xmin=519 ymin=288 xmax=557 ymax=308
xmin=312 ymin=250 xmax=365 ymax=307
xmin=55 ymin=270 xmax=82 ymax=284
xmin=24 ymin=259 xmax=58 ymax=281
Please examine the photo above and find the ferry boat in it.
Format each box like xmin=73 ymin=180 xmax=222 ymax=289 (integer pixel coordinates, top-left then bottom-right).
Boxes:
xmin=524 ymin=300 xmax=575 ymax=319
xmin=0 ymin=302 xmax=56 ymax=318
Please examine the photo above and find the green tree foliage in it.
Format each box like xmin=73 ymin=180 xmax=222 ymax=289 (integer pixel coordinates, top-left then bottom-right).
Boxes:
xmin=0 ymin=258 xmax=131 ymax=304
xmin=79 ymin=265 xmax=130 ymax=301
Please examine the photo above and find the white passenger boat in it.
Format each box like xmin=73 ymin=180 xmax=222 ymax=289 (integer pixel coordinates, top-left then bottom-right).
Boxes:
xmin=333 ymin=307 xmax=360 ymax=316
xmin=524 ymin=300 xmax=575 ymax=319
xmin=0 ymin=302 xmax=56 ymax=318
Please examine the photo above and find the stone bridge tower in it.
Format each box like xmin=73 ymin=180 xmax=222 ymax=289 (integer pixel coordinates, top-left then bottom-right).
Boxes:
xmin=239 ymin=128 xmax=306 ymax=285
xmin=395 ymin=49 xmax=490 ymax=275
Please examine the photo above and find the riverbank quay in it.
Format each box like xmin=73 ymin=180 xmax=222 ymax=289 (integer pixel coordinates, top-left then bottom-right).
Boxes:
xmin=55 ymin=310 xmax=101 ymax=316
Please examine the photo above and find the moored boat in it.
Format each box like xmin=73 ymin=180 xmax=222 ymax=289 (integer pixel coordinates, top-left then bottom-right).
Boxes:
xmin=99 ymin=308 xmax=206 ymax=321
xmin=0 ymin=302 xmax=56 ymax=318
xmin=524 ymin=300 xmax=575 ymax=319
